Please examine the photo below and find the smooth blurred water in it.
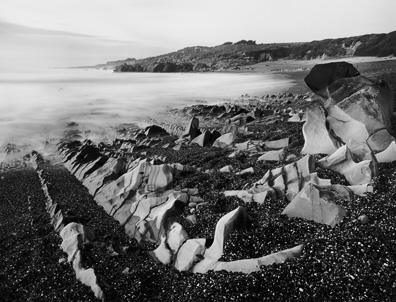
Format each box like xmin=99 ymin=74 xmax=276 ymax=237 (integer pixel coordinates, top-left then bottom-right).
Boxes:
xmin=0 ymin=68 xmax=293 ymax=155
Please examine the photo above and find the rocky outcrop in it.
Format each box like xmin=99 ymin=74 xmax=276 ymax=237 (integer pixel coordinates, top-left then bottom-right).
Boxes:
xmin=303 ymin=64 xmax=395 ymax=153
xmin=104 ymin=31 xmax=396 ymax=73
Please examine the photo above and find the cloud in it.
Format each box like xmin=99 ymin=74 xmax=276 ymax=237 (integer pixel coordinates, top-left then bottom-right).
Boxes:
xmin=0 ymin=19 xmax=94 ymax=38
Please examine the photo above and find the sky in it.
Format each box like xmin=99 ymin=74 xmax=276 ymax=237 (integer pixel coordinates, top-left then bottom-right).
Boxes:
xmin=1 ymin=0 xmax=395 ymax=68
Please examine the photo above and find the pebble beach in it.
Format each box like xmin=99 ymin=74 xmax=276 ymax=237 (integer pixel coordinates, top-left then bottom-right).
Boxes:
xmin=1 ymin=58 xmax=396 ymax=301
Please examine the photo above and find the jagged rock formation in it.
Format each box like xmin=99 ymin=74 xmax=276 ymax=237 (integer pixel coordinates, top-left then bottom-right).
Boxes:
xmin=57 ymin=138 xmax=304 ymax=276
xmin=282 ymin=184 xmax=350 ymax=227
xmin=32 ymin=153 xmax=104 ymax=300
xmin=303 ymin=64 xmax=395 ymax=153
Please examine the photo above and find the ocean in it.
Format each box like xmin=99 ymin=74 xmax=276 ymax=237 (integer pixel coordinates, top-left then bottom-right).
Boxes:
xmin=0 ymin=68 xmax=294 ymax=157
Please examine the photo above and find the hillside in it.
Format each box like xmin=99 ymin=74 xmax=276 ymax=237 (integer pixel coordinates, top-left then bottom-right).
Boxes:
xmin=92 ymin=31 xmax=396 ymax=72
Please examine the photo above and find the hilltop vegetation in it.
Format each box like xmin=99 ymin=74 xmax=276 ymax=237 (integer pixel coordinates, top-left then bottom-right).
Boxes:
xmin=92 ymin=31 xmax=396 ymax=72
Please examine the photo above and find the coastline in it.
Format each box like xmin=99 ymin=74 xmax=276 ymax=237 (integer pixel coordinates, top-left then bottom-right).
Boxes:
xmin=1 ymin=58 xmax=396 ymax=301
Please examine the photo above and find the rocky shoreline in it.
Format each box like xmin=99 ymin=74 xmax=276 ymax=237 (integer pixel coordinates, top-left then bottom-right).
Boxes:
xmin=1 ymin=60 xmax=396 ymax=301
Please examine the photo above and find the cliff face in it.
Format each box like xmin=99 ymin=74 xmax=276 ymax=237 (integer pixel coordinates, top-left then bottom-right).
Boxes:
xmin=103 ymin=31 xmax=396 ymax=72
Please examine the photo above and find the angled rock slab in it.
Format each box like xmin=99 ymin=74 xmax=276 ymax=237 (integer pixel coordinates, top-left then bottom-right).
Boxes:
xmin=317 ymin=140 xmax=377 ymax=186
xmin=248 ymin=155 xmax=330 ymax=202
xmin=190 ymin=130 xmax=211 ymax=147
xmin=210 ymin=244 xmax=304 ymax=273
xmin=175 ymin=238 xmax=206 ymax=271
xmin=94 ymin=160 xmax=150 ymax=212
xmin=288 ymin=111 xmax=306 ymax=123
xmin=73 ymin=251 xmax=104 ymax=300
xmin=234 ymin=140 xmax=263 ymax=153
xmin=367 ymin=129 xmax=396 ymax=153
xmin=193 ymin=207 xmax=251 ymax=273
xmin=326 ymin=105 xmax=369 ymax=144
xmin=124 ymin=190 xmax=174 ymax=241
xmin=235 ymin=167 xmax=254 ymax=175
xmin=263 ymin=138 xmax=289 ymax=150
xmin=181 ymin=117 xmax=200 ymax=141
xmin=347 ymin=183 xmax=374 ymax=196
xmin=375 ymin=141 xmax=396 ymax=163
xmin=328 ymin=76 xmax=395 ymax=132
xmin=126 ymin=192 xmax=188 ymax=243
xmin=282 ymin=184 xmax=349 ymax=227
xmin=257 ymin=149 xmax=285 ymax=162
xmin=82 ymin=158 xmax=126 ymax=196
xmin=60 ymin=223 xmax=103 ymax=299
xmin=301 ymin=102 xmax=340 ymax=155
xmin=150 ymin=222 xmax=189 ymax=265
xmin=212 ymin=133 xmax=237 ymax=149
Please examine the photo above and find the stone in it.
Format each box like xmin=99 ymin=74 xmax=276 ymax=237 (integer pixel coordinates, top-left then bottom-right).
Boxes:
xmin=60 ymin=223 xmax=103 ymax=300
xmin=257 ymin=149 xmax=285 ymax=162
xmin=190 ymin=130 xmax=211 ymax=147
xmin=358 ymin=214 xmax=369 ymax=224
xmin=375 ymin=141 xmax=396 ymax=163
xmin=235 ymin=167 xmax=254 ymax=175
xmin=317 ymin=140 xmax=377 ymax=186
xmin=326 ymin=105 xmax=369 ymax=144
xmin=150 ymin=222 xmax=189 ymax=265
xmin=82 ymin=158 xmax=126 ymax=196
xmin=328 ymin=76 xmax=395 ymax=151
xmin=304 ymin=61 xmax=360 ymax=98
xmin=144 ymin=125 xmax=169 ymax=137
xmin=248 ymin=155 xmax=331 ymax=203
xmin=212 ymin=133 xmax=237 ymax=148
xmin=209 ymin=244 xmax=304 ymax=273
xmin=181 ymin=117 xmax=200 ymax=141
xmin=193 ymin=207 xmax=251 ymax=273
xmin=234 ymin=140 xmax=262 ymax=153
xmin=174 ymin=238 xmax=206 ymax=271
xmin=282 ymin=184 xmax=349 ymax=227
xmin=301 ymin=102 xmax=340 ymax=155
xmin=263 ymin=138 xmax=289 ymax=149
xmin=219 ymin=165 xmax=233 ymax=173
xmin=125 ymin=192 xmax=188 ymax=243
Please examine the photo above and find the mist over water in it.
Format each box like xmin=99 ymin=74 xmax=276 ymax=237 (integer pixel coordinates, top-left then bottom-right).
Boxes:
xmin=0 ymin=68 xmax=293 ymax=158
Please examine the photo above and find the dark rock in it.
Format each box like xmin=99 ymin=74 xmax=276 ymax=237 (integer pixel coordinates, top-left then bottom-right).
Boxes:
xmin=304 ymin=62 xmax=360 ymax=98
xmin=144 ymin=125 xmax=169 ymax=137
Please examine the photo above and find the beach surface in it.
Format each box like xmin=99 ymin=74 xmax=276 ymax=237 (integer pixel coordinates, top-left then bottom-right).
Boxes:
xmin=1 ymin=57 xmax=396 ymax=301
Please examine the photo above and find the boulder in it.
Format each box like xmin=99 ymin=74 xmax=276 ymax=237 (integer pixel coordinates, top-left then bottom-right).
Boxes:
xmin=326 ymin=76 xmax=395 ymax=151
xmin=144 ymin=125 xmax=169 ymax=137
xmin=304 ymin=62 xmax=360 ymax=98
xmin=190 ymin=130 xmax=211 ymax=147
xmin=212 ymin=133 xmax=237 ymax=148
xmin=282 ymin=184 xmax=349 ymax=227
xmin=181 ymin=117 xmax=200 ymax=141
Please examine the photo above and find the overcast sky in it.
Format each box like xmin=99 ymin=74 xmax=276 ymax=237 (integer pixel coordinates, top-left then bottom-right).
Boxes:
xmin=1 ymin=0 xmax=395 ymax=68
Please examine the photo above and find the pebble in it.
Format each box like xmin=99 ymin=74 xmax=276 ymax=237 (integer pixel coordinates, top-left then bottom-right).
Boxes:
xmin=358 ymin=214 xmax=369 ymax=224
